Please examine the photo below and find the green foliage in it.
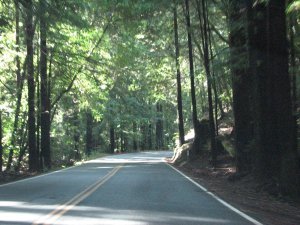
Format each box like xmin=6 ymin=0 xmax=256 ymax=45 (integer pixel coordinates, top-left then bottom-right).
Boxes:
xmin=287 ymin=0 xmax=300 ymax=13
xmin=0 ymin=0 xmax=238 ymax=170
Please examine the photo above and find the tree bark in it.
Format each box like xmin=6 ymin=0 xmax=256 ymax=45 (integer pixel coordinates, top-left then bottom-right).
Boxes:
xmin=25 ymin=0 xmax=38 ymax=172
xmin=141 ymin=123 xmax=147 ymax=150
xmin=287 ymin=2 xmax=299 ymax=161
xmin=110 ymin=125 xmax=115 ymax=153
xmin=85 ymin=110 xmax=93 ymax=156
xmin=36 ymin=60 xmax=41 ymax=169
xmin=133 ymin=122 xmax=138 ymax=151
xmin=208 ymin=22 xmax=219 ymax=134
xmin=184 ymin=0 xmax=201 ymax=155
xmin=173 ymin=2 xmax=185 ymax=146
xmin=248 ymin=0 xmax=299 ymax=195
xmin=40 ymin=0 xmax=51 ymax=169
xmin=73 ymin=111 xmax=81 ymax=161
xmin=6 ymin=0 xmax=25 ymax=171
xmin=196 ymin=0 xmax=217 ymax=166
xmin=155 ymin=103 xmax=164 ymax=150
xmin=120 ymin=131 xmax=125 ymax=152
xmin=15 ymin=113 xmax=28 ymax=171
xmin=229 ymin=0 xmax=253 ymax=173
xmin=0 ymin=112 xmax=3 ymax=172
xmin=148 ymin=123 xmax=152 ymax=150
xmin=184 ymin=0 xmax=198 ymax=128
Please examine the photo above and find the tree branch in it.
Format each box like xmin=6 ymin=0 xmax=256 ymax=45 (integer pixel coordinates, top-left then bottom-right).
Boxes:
xmin=209 ymin=22 xmax=229 ymax=44
xmin=50 ymin=17 xmax=112 ymax=109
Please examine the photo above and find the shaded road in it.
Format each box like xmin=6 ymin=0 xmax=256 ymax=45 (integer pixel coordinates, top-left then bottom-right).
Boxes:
xmin=0 ymin=151 xmax=262 ymax=225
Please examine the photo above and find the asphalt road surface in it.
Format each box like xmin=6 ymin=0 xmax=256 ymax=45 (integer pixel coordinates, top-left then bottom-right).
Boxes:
xmin=0 ymin=151 xmax=263 ymax=225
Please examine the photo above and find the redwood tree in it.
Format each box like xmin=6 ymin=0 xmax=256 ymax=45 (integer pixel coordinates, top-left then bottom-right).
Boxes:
xmin=173 ymin=1 xmax=185 ymax=146
xmin=229 ymin=0 xmax=253 ymax=173
xmin=0 ymin=112 xmax=3 ymax=172
xmin=6 ymin=0 xmax=25 ymax=171
xmin=110 ymin=125 xmax=115 ymax=153
xmin=24 ymin=0 xmax=38 ymax=171
xmin=184 ymin=0 xmax=201 ymax=155
xmin=249 ymin=0 xmax=299 ymax=195
xmin=85 ymin=110 xmax=93 ymax=156
xmin=40 ymin=0 xmax=51 ymax=169
xmin=155 ymin=103 xmax=164 ymax=149
xmin=195 ymin=0 xmax=217 ymax=166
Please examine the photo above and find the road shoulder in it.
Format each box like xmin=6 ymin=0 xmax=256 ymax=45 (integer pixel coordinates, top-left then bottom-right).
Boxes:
xmin=166 ymin=158 xmax=300 ymax=225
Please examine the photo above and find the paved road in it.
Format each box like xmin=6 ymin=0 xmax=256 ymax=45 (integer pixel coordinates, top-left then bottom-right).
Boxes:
xmin=0 ymin=151 xmax=262 ymax=225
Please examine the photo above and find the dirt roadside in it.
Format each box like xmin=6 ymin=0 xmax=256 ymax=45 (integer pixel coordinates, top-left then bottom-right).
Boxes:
xmin=168 ymin=155 xmax=300 ymax=225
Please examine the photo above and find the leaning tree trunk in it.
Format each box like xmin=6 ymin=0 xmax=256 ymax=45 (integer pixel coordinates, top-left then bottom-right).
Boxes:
xmin=25 ymin=0 xmax=38 ymax=172
xmin=173 ymin=1 xmax=185 ymax=146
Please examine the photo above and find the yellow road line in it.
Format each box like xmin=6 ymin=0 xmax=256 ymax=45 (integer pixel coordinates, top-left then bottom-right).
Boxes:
xmin=32 ymin=165 xmax=123 ymax=225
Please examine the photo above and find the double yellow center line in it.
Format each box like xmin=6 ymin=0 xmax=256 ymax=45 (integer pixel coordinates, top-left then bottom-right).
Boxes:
xmin=33 ymin=165 xmax=123 ymax=225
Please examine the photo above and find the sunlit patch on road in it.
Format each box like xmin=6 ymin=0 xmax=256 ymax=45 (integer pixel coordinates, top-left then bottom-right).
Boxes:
xmin=86 ymin=151 xmax=173 ymax=164
xmin=0 ymin=151 xmax=258 ymax=225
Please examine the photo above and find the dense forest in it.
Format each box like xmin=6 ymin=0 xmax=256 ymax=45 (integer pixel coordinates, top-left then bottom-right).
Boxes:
xmin=0 ymin=0 xmax=299 ymax=196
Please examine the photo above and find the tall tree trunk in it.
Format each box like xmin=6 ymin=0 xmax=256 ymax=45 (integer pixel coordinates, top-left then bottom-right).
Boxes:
xmin=288 ymin=2 xmax=299 ymax=160
xmin=208 ymin=23 xmax=219 ymax=135
xmin=248 ymin=0 xmax=299 ymax=195
xmin=40 ymin=0 xmax=51 ymax=169
xmin=36 ymin=63 xmax=41 ymax=169
xmin=109 ymin=125 xmax=115 ymax=153
xmin=185 ymin=0 xmax=198 ymax=132
xmin=216 ymin=79 xmax=226 ymax=117
xmin=15 ymin=113 xmax=28 ymax=171
xmin=124 ymin=134 xmax=128 ymax=152
xmin=155 ymin=103 xmax=164 ymax=150
xmin=0 ymin=112 xmax=3 ymax=172
xmin=73 ymin=111 xmax=81 ymax=161
xmin=120 ymin=131 xmax=125 ymax=152
xmin=25 ymin=0 xmax=38 ymax=172
xmin=229 ymin=0 xmax=253 ymax=173
xmin=148 ymin=123 xmax=152 ymax=150
xmin=6 ymin=0 xmax=24 ymax=171
xmin=194 ymin=0 xmax=217 ymax=164
xmin=173 ymin=2 xmax=185 ymax=146
xmin=141 ymin=123 xmax=147 ymax=150
xmin=289 ymin=10 xmax=297 ymax=114
xmin=133 ymin=122 xmax=138 ymax=151
xmin=196 ymin=0 xmax=217 ymax=166
xmin=85 ymin=110 xmax=93 ymax=156
xmin=15 ymin=0 xmax=21 ymax=87
xmin=184 ymin=0 xmax=201 ymax=155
